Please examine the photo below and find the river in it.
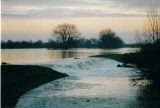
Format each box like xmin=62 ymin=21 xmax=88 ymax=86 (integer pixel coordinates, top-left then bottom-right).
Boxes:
xmin=2 ymin=48 xmax=160 ymax=108
xmin=1 ymin=48 xmax=139 ymax=64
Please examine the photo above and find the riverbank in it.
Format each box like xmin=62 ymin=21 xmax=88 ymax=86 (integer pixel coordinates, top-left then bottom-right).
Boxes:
xmin=92 ymin=53 xmax=147 ymax=66
xmin=91 ymin=54 xmax=124 ymax=62
xmin=1 ymin=65 xmax=68 ymax=108
xmin=92 ymin=53 xmax=160 ymax=85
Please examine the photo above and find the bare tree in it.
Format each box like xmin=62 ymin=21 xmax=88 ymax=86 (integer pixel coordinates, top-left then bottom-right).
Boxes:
xmin=138 ymin=8 xmax=160 ymax=44
xmin=52 ymin=24 xmax=80 ymax=49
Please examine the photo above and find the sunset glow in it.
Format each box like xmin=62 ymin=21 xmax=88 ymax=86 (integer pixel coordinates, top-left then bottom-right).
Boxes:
xmin=2 ymin=0 xmax=160 ymax=43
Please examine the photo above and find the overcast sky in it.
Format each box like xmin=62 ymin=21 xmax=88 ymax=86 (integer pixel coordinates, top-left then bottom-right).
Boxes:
xmin=2 ymin=0 xmax=160 ymax=43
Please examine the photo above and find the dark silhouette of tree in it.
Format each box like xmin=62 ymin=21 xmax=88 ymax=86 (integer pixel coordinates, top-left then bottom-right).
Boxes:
xmin=52 ymin=24 xmax=80 ymax=49
xmin=85 ymin=38 xmax=99 ymax=48
xmin=2 ymin=38 xmax=137 ymax=49
xmin=45 ymin=39 xmax=60 ymax=49
xmin=136 ymin=8 xmax=160 ymax=44
xmin=34 ymin=40 xmax=44 ymax=48
xmin=1 ymin=40 xmax=45 ymax=48
xmin=123 ymin=8 xmax=160 ymax=85
xmin=98 ymin=29 xmax=124 ymax=48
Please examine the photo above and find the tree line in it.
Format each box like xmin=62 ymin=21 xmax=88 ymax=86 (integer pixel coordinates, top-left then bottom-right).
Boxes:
xmin=52 ymin=24 xmax=124 ymax=49
xmin=2 ymin=27 xmax=129 ymax=49
xmin=1 ymin=39 xmax=138 ymax=49
xmin=1 ymin=39 xmax=99 ymax=49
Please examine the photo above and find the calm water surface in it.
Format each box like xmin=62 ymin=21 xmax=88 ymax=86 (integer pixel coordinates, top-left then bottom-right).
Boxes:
xmin=1 ymin=48 xmax=139 ymax=64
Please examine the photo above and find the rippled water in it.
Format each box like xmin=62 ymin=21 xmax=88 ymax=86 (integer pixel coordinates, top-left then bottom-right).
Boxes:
xmin=15 ymin=57 xmax=158 ymax=108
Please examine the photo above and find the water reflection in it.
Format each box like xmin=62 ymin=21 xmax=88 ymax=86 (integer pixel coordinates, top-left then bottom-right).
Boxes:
xmin=136 ymin=83 xmax=160 ymax=108
xmin=127 ymin=68 xmax=160 ymax=107
xmin=126 ymin=76 xmax=160 ymax=108
xmin=1 ymin=48 xmax=139 ymax=64
xmin=61 ymin=50 xmax=78 ymax=58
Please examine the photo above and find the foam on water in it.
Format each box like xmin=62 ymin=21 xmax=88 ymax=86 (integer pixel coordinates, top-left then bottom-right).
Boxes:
xmin=15 ymin=57 xmax=141 ymax=108
xmin=39 ymin=57 xmax=137 ymax=77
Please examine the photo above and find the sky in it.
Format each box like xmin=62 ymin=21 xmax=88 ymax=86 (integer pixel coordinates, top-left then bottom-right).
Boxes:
xmin=1 ymin=0 xmax=160 ymax=43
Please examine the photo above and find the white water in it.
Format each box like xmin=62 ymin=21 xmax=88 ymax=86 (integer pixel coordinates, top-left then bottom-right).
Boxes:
xmin=15 ymin=57 xmax=143 ymax=108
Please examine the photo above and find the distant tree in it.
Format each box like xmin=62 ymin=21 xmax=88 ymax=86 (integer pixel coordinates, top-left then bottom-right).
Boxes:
xmin=34 ymin=40 xmax=43 ymax=48
xmin=1 ymin=40 xmax=46 ymax=49
xmin=98 ymin=29 xmax=124 ymax=48
xmin=84 ymin=38 xmax=99 ymax=48
xmin=52 ymin=24 xmax=80 ymax=49
xmin=76 ymin=38 xmax=86 ymax=48
xmin=46 ymin=39 xmax=61 ymax=48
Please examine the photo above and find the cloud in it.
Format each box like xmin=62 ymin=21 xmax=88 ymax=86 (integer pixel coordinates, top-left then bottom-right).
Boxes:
xmin=98 ymin=0 xmax=160 ymax=9
xmin=1 ymin=0 xmax=159 ymax=18
xmin=2 ymin=0 xmax=93 ymax=6
xmin=2 ymin=5 xmax=45 ymax=16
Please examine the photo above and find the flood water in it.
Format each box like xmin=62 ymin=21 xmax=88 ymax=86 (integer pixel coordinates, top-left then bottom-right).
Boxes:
xmin=15 ymin=58 xmax=160 ymax=108
xmin=1 ymin=48 xmax=139 ymax=64
xmin=2 ymin=48 xmax=160 ymax=108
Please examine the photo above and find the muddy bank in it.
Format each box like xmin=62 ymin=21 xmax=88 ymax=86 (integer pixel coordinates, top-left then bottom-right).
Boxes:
xmin=1 ymin=65 xmax=68 ymax=108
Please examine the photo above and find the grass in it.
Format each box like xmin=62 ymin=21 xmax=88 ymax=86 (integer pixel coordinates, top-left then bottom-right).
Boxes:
xmin=91 ymin=53 xmax=144 ymax=65
xmin=91 ymin=54 xmax=124 ymax=62
xmin=1 ymin=65 xmax=68 ymax=108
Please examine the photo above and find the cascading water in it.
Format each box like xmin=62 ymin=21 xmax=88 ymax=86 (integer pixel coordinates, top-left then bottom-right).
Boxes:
xmin=15 ymin=57 xmax=143 ymax=108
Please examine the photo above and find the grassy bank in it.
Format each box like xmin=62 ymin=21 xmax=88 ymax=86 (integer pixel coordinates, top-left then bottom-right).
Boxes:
xmin=91 ymin=54 xmax=124 ymax=62
xmin=1 ymin=65 xmax=68 ymax=108
xmin=92 ymin=53 xmax=150 ymax=67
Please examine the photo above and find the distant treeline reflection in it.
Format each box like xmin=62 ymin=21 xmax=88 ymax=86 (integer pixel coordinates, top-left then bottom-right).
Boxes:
xmin=1 ymin=39 xmax=138 ymax=49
